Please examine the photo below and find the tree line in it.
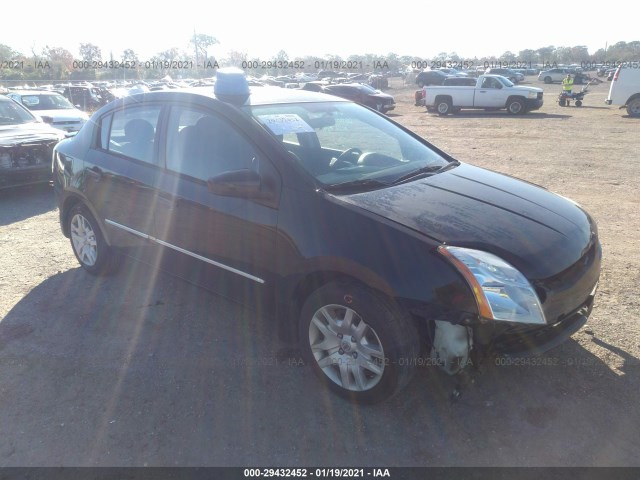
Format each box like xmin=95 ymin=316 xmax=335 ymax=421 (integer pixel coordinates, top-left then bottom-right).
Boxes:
xmin=1 ymin=39 xmax=639 ymax=83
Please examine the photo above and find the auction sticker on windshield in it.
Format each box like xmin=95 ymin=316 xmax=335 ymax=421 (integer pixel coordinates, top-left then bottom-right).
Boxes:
xmin=258 ymin=114 xmax=314 ymax=135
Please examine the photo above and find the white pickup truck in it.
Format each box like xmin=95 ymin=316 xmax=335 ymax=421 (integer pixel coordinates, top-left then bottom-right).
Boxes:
xmin=423 ymin=74 xmax=544 ymax=115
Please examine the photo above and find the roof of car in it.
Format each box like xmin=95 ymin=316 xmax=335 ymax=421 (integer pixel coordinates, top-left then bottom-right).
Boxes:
xmin=7 ymin=90 xmax=60 ymax=95
xmin=126 ymin=85 xmax=349 ymax=107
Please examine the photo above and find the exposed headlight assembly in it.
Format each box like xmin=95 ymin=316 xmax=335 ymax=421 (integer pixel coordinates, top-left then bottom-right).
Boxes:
xmin=439 ymin=246 xmax=546 ymax=325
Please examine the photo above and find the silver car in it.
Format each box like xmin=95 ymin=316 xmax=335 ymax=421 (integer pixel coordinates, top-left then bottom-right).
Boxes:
xmin=7 ymin=90 xmax=89 ymax=133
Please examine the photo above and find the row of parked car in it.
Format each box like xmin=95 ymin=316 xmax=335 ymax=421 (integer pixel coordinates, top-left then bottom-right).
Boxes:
xmin=415 ymin=64 xmax=640 ymax=117
xmin=415 ymin=68 xmax=528 ymax=87
xmin=414 ymin=65 xmax=612 ymax=88
xmin=0 ymin=72 xmax=398 ymax=191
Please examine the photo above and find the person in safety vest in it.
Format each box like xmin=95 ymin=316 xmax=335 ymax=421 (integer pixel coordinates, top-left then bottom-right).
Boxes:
xmin=562 ymin=74 xmax=574 ymax=105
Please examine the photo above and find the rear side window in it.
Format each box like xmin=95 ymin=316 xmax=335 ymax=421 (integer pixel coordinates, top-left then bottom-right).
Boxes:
xmin=106 ymin=105 xmax=161 ymax=163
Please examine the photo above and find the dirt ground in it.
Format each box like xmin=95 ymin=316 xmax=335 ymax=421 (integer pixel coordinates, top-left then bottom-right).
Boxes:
xmin=0 ymin=77 xmax=638 ymax=467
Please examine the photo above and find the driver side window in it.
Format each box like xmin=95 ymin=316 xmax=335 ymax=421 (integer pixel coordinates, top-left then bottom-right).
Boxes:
xmin=482 ymin=77 xmax=498 ymax=89
xmin=165 ymin=106 xmax=258 ymax=181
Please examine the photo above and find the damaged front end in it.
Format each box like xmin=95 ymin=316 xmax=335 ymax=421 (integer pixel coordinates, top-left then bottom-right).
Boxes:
xmin=0 ymin=138 xmax=60 ymax=189
xmin=430 ymin=243 xmax=601 ymax=376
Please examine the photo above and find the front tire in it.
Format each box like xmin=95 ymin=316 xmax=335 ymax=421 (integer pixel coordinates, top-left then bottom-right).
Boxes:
xmin=507 ymin=97 xmax=526 ymax=114
xmin=299 ymin=281 xmax=419 ymax=403
xmin=68 ymin=204 xmax=119 ymax=275
xmin=544 ymin=76 xmax=552 ymax=84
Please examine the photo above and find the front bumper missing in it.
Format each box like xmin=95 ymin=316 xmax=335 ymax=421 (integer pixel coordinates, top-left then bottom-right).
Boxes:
xmin=491 ymin=291 xmax=595 ymax=358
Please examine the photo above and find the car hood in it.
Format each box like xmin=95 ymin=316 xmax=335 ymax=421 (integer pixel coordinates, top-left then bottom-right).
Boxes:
xmin=0 ymin=123 xmax=64 ymax=146
xmin=336 ymin=163 xmax=594 ymax=279
xmin=511 ymin=85 xmax=543 ymax=93
xmin=369 ymin=92 xmax=394 ymax=101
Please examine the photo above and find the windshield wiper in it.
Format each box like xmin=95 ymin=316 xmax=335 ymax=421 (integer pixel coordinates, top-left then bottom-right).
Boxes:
xmin=391 ymin=161 xmax=459 ymax=185
xmin=324 ymin=178 xmax=389 ymax=193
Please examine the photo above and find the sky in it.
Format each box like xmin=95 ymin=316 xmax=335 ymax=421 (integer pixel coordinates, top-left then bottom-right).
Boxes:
xmin=2 ymin=0 xmax=634 ymax=63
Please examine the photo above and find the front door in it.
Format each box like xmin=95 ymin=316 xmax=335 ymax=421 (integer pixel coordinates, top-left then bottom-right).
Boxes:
xmin=153 ymin=104 xmax=280 ymax=304
xmin=476 ymin=77 xmax=506 ymax=107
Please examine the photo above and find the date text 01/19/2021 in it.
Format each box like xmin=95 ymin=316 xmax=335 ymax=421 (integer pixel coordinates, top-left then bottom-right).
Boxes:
xmin=243 ymin=468 xmax=391 ymax=477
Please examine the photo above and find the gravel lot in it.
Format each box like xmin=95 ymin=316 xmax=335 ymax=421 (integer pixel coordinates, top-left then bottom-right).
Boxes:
xmin=1 ymin=78 xmax=638 ymax=466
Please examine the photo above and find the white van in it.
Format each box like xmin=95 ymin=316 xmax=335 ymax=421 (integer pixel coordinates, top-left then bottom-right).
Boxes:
xmin=606 ymin=64 xmax=640 ymax=116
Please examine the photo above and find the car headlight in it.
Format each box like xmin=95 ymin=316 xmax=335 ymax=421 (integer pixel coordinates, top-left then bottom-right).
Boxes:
xmin=438 ymin=246 xmax=546 ymax=325
xmin=528 ymin=91 xmax=539 ymax=99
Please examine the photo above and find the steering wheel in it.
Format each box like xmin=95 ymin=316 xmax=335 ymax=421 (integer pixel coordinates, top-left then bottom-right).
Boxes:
xmin=331 ymin=147 xmax=362 ymax=168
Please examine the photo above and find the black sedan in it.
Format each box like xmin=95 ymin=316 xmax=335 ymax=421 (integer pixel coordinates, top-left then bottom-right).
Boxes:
xmin=322 ymin=83 xmax=395 ymax=113
xmin=0 ymin=96 xmax=65 ymax=189
xmin=52 ymin=70 xmax=600 ymax=403
xmin=415 ymin=70 xmax=449 ymax=87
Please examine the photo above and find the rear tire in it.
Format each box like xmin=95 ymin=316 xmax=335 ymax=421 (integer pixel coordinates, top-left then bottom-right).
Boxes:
xmin=436 ymin=98 xmax=452 ymax=115
xmin=298 ymin=281 xmax=419 ymax=404
xmin=544 ymin=76 xmax=552 ymax=84
xmin=575 ymin=100 xmax=582 ymax=107
xmin=68 ymin=204 xmax=120 ymax=275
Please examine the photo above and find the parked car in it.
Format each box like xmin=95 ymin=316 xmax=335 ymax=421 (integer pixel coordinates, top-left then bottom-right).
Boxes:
xmin=62 ymin=86 xmax=103 ymax=111
xmin=416 ymin=77 xmax=477 ymax=106
xmin=423 ymin=74 xmax=543 ymax=114
xmin=300 ymin=81 xmax=329 ymax=92
xmin=6 ymin=90 xmax=89 ymax=133
xmin=485 ymin=68 xmax=524 ymax=83
xmin=415 ymin=70 xmax=449 ymax=87
xmin=0 ymin=95 xmax=65 ymax=189
xmin=442 ymin=77 xmax=477 ymax=86
xmin=53 ymin=69 xmax=601 ymax=403
xmin=368 ymin=74 xmax=388 ymax=89
xmin=538 ymin=68 xmax=574 ymax=84
xmin=438 ymin=68 xmax=468 ymax=77
xmin=605 ymin=64 xmax=640 ymax=116
xmin=322 ymin=83 xmax=395 ymax=113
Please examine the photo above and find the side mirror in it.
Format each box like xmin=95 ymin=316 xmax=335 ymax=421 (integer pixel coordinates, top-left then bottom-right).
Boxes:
xmin=207 ymin=169 xmax=263 ymax=197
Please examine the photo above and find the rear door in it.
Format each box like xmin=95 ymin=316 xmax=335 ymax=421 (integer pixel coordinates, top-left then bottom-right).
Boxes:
xmin=83 ymin=103 xmax=163 ymax=249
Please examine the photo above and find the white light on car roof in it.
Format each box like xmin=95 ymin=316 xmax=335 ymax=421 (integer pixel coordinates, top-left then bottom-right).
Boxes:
xmin=214 ymin=67 xmax=250 ymax=104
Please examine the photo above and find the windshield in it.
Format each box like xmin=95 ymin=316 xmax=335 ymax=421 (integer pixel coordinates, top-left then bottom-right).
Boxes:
xmin=0 ymin=100 xmax=37 ymax=125
xmin=250 ymin=101 xmax=451 ymax=188
xmin=356 ymin=84 xmax=378 ymax=93
xmin=498 ymin=76 xmax=515 ymax=87
xmin=21 ymin=93 xmax=75 ymax=110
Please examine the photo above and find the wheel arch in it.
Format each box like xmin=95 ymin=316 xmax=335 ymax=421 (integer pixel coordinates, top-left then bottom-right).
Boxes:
xmin=434 ymin=94 xmax=453 ymax=104
xmin=625 ymin=93 xmax=640 ymax=105
xmin=283 ymin=267 xmax=407 ymax=344
xmin=61 ymin=194 xmax=113 ymax=246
